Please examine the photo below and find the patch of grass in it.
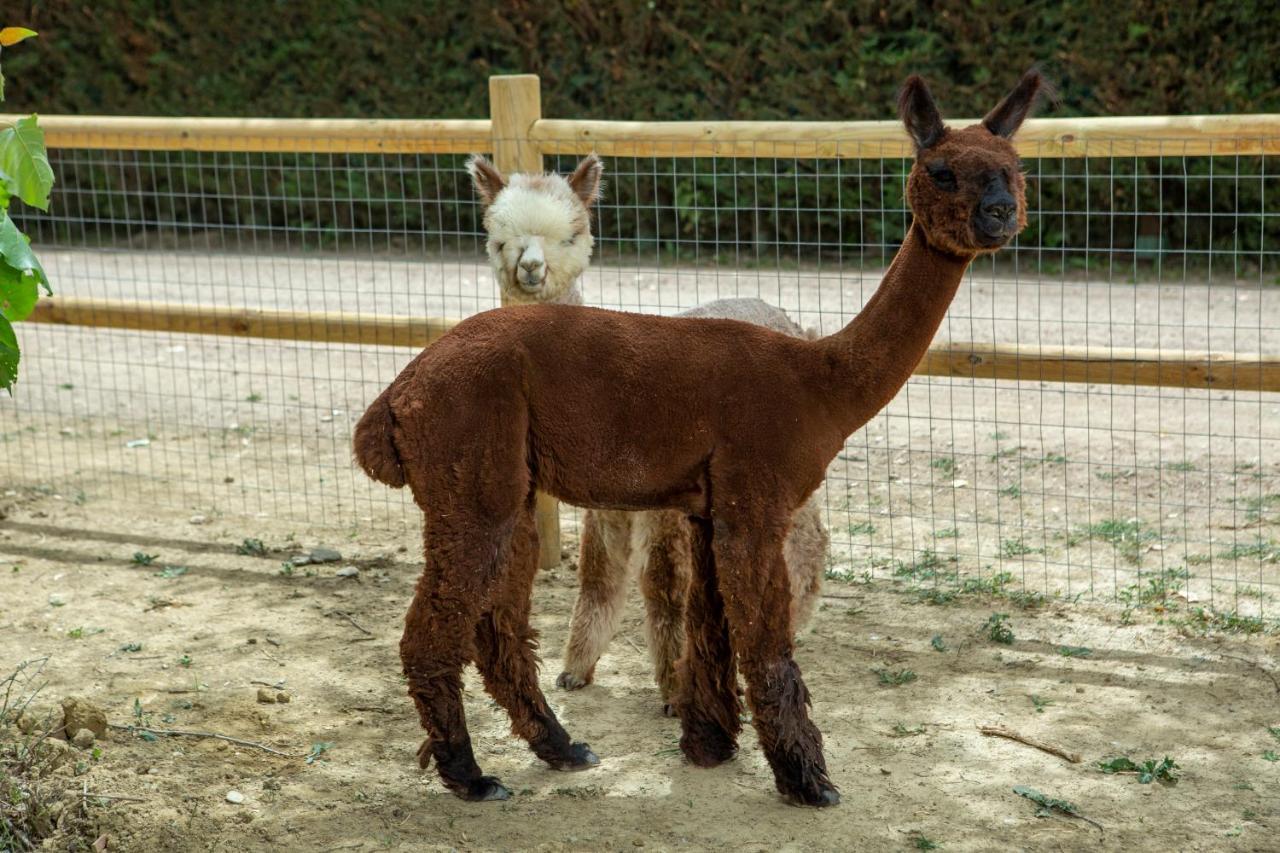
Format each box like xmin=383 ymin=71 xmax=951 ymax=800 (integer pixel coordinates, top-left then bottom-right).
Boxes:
xmin=1218 ymin=539 xmax=1280 ymax=562
xmin=131 ymin=552 xmax=158 ymax=565
xmin=278 ymin=562 xmax=296 ymax=577
xmin=999 ymin=483 xmax=1022 ymax=498
xmin=1098 ymin=755 xmax=1180 ymax=785
xmin=847 ymin=521 xmax=876 ymax=537
xmin=1082 ymin=518 xmax=1159 ymax=564
xmin=1043 ymin=453 xmax=1068 ymax=464
xmin=999 ymin=538 xmax=1042 ymax=558
xmin=1240 ymin=494 xmax=1280 ymax=524
xmin=933 ymin=527 xmax=960 ymax=539
xmin=989 ymin=446 xmax=1023 ymax=461
xmin=1057 ymin=645 xmax=1092 ymax=658
xmin=552 ymin=785 xmax=606 ymax=799
xmin=930 ymin=457 xmax=957 ymax=476
xmin=1163 ymin=460 xmax=1196 ymax=472
xmin=1180 ymin=607 xmax=1272 ymax=635
xmin=930 ymin=634 xmax=947 ymax=652
xmin=890 ymin=723 xmax=926 ymax=738
xmin=1030 ymin=694 xmax=1052 ymax=714
xmin=153 ymin=565 xmax=188 ymax=579
xmin=873 ymin=668 xmax=917 ymax=686
xmin=912 ymin=835 xmax=940 ymax=850
xmin=1268 ymin=726 xmax=1280 ymax=743
xmin=892 ymin=549 xmax=956 ymax=582
xmin=985 ymin=613 xmax=1014 ymax=644
xmin=235 ymin=538 xmax=267 ymax=557
xmin=245 ymin=392 xmax=263 ymax=403
xmin=989 ymin=430 xmax=1011 ymax=440
xmin=1262 ymin=751 xmax=1279 ymax=763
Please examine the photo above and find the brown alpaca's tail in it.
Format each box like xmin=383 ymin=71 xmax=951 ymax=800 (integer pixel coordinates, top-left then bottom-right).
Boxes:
xmin=353 ymin=387 xmax=407 ymax=488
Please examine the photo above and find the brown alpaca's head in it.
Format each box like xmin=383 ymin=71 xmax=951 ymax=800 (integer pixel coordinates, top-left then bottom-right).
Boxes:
xmin=467 ymin=154 xmax=604 ymax=304
xmin=899 ymin=69 xmax=1051 ymax=257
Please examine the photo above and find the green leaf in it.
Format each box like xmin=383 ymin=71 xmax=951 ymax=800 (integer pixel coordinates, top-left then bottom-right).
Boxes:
xmin=1099 ymin=756 xmax=1140 ymax=774
xmin=0 ymin=260 xmax=37 ymax=320
xmin=0 ymin=28 xmax=38 ymax=47
xmin=0 ymin=115 xmax=54 ymax=210
xmin=0 ymin=212 xmax=48 ymax=292
xmin=0 ymin=312 xmax=18 ymax=391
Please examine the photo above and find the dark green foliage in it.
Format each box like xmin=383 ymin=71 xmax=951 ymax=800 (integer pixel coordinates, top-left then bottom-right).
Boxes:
xmin=986 ymin=613 xmax=1014 ymax=644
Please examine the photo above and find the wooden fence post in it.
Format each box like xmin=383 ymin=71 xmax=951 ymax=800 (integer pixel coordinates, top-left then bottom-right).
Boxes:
xmin=489 ymin=74 xmax=561 ymax=570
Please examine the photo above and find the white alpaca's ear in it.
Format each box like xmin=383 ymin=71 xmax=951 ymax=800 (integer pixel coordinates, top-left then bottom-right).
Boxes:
xmin=467 ymin=155 xmax=506 ymax=206
xmin=567 ymin=153 xmax=604 ymax=208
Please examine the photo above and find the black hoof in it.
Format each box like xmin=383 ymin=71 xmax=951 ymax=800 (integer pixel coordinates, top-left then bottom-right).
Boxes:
xmin=459 ymin=776 xmax=511 ymax=802
xmin=553 ymin=741 xmax=600 ymax=771
xmin=556 ymin=671 xmax=588 ymax=691
xmin=787 ymin=785 xmax=840 ymax=808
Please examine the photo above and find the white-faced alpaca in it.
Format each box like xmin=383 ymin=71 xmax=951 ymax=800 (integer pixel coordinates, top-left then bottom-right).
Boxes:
xmin=467 ymin=153 xmax=601 ymax=305
xmin=468 ymin=157 xmax=829 ymax=715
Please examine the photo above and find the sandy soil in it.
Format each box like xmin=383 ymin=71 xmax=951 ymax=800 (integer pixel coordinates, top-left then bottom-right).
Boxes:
xmin=2 ymin=491 xmax=1278 ymax=852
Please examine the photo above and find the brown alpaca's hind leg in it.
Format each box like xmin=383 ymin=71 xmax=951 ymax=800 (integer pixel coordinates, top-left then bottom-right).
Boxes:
xmin=674 ymin=517 xmax=741 ymax=766
xmin=712 ymin=517 xmax=838 ymax=808
xmin=557 ymin=510 xmax=633 ymax=691
xmin=400 ymin=524 xmax=512 ymax=802
xmin=475 ymin=505 xmax=599 ymax=771
xmin=640 ymin=511 xmax=692 ymax=715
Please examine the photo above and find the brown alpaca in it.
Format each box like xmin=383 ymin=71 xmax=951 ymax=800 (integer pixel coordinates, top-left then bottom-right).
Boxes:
xmin=354 ymin=69 xmax=1049 ymax=806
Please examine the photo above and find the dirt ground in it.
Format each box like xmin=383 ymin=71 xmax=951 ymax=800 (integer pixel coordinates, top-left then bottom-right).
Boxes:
xmin=2 ymin=490 xmax=1278 ymax=852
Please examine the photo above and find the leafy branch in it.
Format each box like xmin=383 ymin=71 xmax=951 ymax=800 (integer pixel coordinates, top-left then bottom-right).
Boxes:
xmin=0 ymin=25 xmax=53 ymax=392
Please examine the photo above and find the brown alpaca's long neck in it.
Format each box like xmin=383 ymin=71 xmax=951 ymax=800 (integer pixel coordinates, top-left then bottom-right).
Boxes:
xmin=824 ymin=222 xmax=973 ymax=434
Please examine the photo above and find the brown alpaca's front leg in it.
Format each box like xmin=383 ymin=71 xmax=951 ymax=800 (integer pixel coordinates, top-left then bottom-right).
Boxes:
xmin=639 ymin=511 xmax=692 ymax=715
xmin=400 ymin=530 xmax=510 ymax=802
xmin=673 ymin=517 xmax=741 ymax=766
xmin=713 ymin=518 xmax=838 ymax=808
xmin=475 ymin=506 xmax=599 ymax=772
xmin=557 ymin=510 xmax=633 ymax=691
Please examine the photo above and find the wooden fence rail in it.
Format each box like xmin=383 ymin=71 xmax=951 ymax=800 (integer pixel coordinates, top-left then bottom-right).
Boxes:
xmin=10 ymin=75 xmax=1280 ymax=566
xmin=28 ymin=296 xmax=1280 ymax=394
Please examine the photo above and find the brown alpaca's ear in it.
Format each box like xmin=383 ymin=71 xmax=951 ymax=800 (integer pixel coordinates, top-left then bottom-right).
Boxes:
xmin=466 ymin=154 xmax=506 ymax=206
xmin=982 ymin=68 xmax=1055 ymax=139
xmin=898 ymin=74 xmax=946 ymax=152
xmin=567 ymin=153 xmax=604 ymax=208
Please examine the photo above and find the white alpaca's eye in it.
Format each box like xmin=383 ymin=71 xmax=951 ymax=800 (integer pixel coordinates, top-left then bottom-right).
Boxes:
xmin=494 ymin=242 xmax=505 ymax=253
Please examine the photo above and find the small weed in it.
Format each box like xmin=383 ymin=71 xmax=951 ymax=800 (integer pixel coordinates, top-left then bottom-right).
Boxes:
xmin=848 ymin=521 xmax=876 ymax=537
xmin=552 ymin=785 xmax=606 ymax=799
xmin=1263 ymin=751 xmax=1279 ymax=763
xmin=1098 ymin=755 xmax=1180 ymax=784
xmin=1218 ymin=539 xmax=1280 ymax=562
xmin=999 ymin=538 xmax=1041 ymax=558
xmin=989 ymin=430 xmax=1011 ymax=440
xmin=177 ymin=654 xmax=192 ymax=668
xmin=1057 ymin=645 xmax=1092 ymax=658
xmin=245 ymin=392 xmax=263 ymax=403
xmin=1083 ymin=518 xmax=1158 ymax=564
xmin=1012 ymin=786 xmax=1098 ymax=828
xmin=891 ymin=723 xmax=926 ymax=737
xmin=1240 ymin=494 xmax=1280 ymax=523
xmin=985 ymin=613 xmax=1014 ymax=644
xmin=931 ymin=457 xmax=957 ymax=476
xmin=65 ymin=627 xmax=102 ymax=640
xmin=153 ymin=565 xmax=189 ymax=579
xmin=874 ymin=668 xmax=917 ymax=686
xmin=930 ymin=634 xmax=948 ymax=652
xmin=1181 ymin=607 xmax=1270 ymax=635
xmin=1268 ymin=726 xmax=1280 ymax=743
xmin=305 ymin=742 xmax=333 ymax=765
xmin=989 ymin=446 xmax=1023 ymax=461
xmin=235 ymin=538 xmax=267 ymax=557
xmin=279 ymin=562 xmax=295 ymax=577
xmin=933 ymin=527 xmax=960 ymax=539
xmin=118 ymin=643 xmax=142 ymax=653
xmin=1164 ymin=460 xmax=1196 ymax=472
xmin=999 ymin=484 xmax=1022 ymax=498
xmin=1043 ymin=453 xmax=1068 ymax=464
xmin=58 ymin=382 xmax=74 ymax=390
xmin=131 ymin=552 xmax=158 ymax=565
xmin=1030 ymin=694 xmax=1053 ymax=714
xmin=912 ymin=835 xmax=940 ymax=850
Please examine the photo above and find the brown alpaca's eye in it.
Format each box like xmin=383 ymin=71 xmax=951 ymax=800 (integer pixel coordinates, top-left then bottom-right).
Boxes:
xmin=927 ymin=164 xmax=957 ymax=191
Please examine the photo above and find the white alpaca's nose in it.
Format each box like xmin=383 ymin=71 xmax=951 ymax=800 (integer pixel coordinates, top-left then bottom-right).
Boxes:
xmin=517 ymin=241 xmax=546 ymax=288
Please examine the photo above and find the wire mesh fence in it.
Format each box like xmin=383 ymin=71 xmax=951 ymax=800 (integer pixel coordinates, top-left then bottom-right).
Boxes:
xmin=3 ymin=128 xmax=1279 ymax=623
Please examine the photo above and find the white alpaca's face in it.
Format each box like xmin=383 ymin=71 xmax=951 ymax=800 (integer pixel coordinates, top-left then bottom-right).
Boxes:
xmin=484 ymin=176 xmax=594 ymax=304
xmin=468 ymin=154 xmax=604 ymax=305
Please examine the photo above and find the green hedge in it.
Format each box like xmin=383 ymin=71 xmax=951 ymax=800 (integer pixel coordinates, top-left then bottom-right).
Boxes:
xmin=5 ymin=1 xmax=1277 ymax=121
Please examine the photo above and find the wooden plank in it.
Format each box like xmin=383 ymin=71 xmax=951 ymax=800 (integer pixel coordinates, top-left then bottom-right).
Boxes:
xmin=916 ymin=343 xmax=1280 ymax=393
xmin=531 ymin=114 xmax=1280 ymax=159
xmin=27 ymin=296 xmax=460 ymax=349
xmin=27 ymin=297 xmax=1280 ymax=395
xmin=489 ymin=73 xmax=560 ymax=568
xmin=0 ymin=114 xmax=492 ymax=155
